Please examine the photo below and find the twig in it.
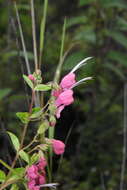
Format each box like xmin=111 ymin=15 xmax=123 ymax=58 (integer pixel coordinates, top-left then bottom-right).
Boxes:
xmin=30 ymin=0 xmax=38 ymax=72
xmin=120 ymin=83 xmax=127 ymax=190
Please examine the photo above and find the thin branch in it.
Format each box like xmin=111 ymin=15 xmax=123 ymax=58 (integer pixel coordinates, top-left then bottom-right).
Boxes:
xmin=120 ymin=83 xmax=127 ymax=190
xmin=14 ymin=1 xmax=31 ymax=75
xmin=30 ymin=0 xmax=38 ymax=72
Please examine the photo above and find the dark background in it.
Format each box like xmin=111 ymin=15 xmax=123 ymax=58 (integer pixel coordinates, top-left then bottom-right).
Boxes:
xmin=0 ymin=0 xmax=127 ymax=189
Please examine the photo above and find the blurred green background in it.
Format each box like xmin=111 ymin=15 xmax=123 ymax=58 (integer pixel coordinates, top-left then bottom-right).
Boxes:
xmin=0 ymin=0 xmax=127 ymax=189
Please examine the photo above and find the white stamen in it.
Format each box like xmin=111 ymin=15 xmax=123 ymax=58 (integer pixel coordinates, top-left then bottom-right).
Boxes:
xmin=40 ymin=183 xmax=59 ymax=189
xmin=71 ymin=77 xmax=92 ymax=88
xmin=70 ymin=57 xmax=92 ymax=73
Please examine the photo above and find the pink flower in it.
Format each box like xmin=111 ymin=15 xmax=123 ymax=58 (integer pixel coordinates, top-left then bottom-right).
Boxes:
xmin=37 ymin=157 xmax=47 ymax=170
xmin=27 ymin=165 xmax=38 ymax=179
xmin=28 ymin=74 xmax=35 ymax=81
xmin=28 ymin=180 xmax=36 ymax=189
xmin=55 ymin=89 xmax=74 ymax=107
xmin=38 ymin=175 xmax=46 ymax=184
xmin=60 ymin=73 xmax=76 ymax=89
xmin=27 ymin=157 xmax=47 ymax=190
xmin=52 ymin=139 xmax=65 ymax=155
xmin=52 ymin=73 xmax=76 ymax=118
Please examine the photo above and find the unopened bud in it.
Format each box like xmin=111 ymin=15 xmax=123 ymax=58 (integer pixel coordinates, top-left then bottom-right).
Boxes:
xmin=49 ymin=116 xmax=56 ymax=127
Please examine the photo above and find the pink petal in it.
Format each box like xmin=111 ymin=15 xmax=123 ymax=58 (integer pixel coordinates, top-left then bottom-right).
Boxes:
xmin=52 ymin=88 xmax=62 ymax=98
xmin=28 ymin=180 xmax=36 ymax=190
xmin=37 ymin=157 xmax=47 ymax=170
xmin=38 ymin=175 xmax=46 ymax=185
xmin=60 ymin=73 xmax=76 ymax=89
xmin=52 ymin=139 xmax=65 ymax=155
xmin=56 ymin=105 xmax=65 ymax=118
xmin=55 ymin=89 xmax=74 ymax=107
xmin=27 ymin=165 xmax=38 ymax=179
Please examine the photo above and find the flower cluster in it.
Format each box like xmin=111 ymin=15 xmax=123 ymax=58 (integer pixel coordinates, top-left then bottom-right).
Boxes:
xmin=52 ymin=73 xmax=76 ymax=118
xmin=52 ymin=57 xmax=92 ymax=118
xmin=27 ymin=157 xmax=47 ymax=190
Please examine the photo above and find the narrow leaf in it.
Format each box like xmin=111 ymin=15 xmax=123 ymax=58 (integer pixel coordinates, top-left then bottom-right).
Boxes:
xmin=19 ymin=150 xmax=30 ymax=163
xmin=34 ymin=84 xmax=51 ymax=91
xmin=16 ymin=112 xmax=29 ymax=124
xmin=23 ymin=74 xmax=34 ymax=89
xmin=8 ymin=132 xmax=20 ymax=151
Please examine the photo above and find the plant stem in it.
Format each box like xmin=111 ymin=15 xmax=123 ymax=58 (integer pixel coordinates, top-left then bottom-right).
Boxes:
xmin=30 ymin=0 xmax=38 ymax=72
xmin=39 ymin=0 xmax=48 ymax=68
xmin=14 ymin=1 xmax=31 ymax=75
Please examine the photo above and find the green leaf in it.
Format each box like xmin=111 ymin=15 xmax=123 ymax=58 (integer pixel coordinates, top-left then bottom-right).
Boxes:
xmin=37 ymin=120 xmax=49 ymax=134
xmin=9 ymin=168 xmax=25 ymax=181
xmin=107 ymin=50 xmax=127 ymax=67
xmin=75 ymin=27 xmax=96 ymax=44
xmin=79 ymin=0 xmax=95 ymax=6
xmin=10 ymin=184 xmax=19 ymax=190
xmin=107 ymin=31 xmax=127 ymax=49
xmin=116 ymin=17 xmax=127 ymax=31
xmin=100 ymin=0 xmax=127 ymax=9
xmin=30 ymin=107 xmax=42 ymax=119
xmin=16 ymin=112 xmax=29 ymax=124
xmin=30 ymin=153 xmax=39 ymax=164
xmin=0 ymin=88 xmax=11 ymax=100
xmin=0 ymin=170 xmax=6 ymax=182
xmin=23 ymin=74 xmax=34 ymax=89
xmin=8 ymin=132 xmax=20 ymax=151
xmin=104 ymin=63 xmax=125 ymax=80
xmin=34 ymin=84 xmax=51 ymax=91
xmin=67 ymin=16 xmax=87 ymax=28
xmin=19 ymin=150 xmax=30 ymax=164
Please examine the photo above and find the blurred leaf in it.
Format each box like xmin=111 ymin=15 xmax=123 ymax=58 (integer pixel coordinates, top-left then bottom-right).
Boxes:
xmin=107 ymin=31 xmax=127 ymax=49
xmin=100 ymin=0 xmax=127 ymax=9
xmin=8 ymin=132 xmax=20 ymax=151
xmin=79 ymin=0 xmax=95 ymax=6
xmin=75 ymin=27 xmax=96 ymax=43
xmin=116 ymin=17 xmax=127 ymax=31
xmin=63 ymin=52 xmax=86 ymax=71
xmin=104 ymin=63 xmax=125 ymax=80
xmin=4 ymin=51 xmax=34 ymax=61
xmin=16 ymin=112 xmax=29 ymax=124
xmin=34 ymin=84 xmax=51 ymax=91
xmin=67 ymin=16 xmax=87 ymax=28
xmin=10 ymin=184 xmax=19 ymax=190
xmin=107 ymin=50 xmax=127 ymax=67
xmin=23 ymin=75 xmax=34 ymax=89
xmin=0 ymin=170 xmax=6 ymax=182
xmin=0 ymin=88 xmax=11 ymax=100
xmin=17 ymin=4 xmax=30 ymax=11
xmin=19 ymin=150 xmax=30 ymax=164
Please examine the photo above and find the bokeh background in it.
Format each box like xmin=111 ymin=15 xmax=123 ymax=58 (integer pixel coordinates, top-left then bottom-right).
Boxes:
xmin=0 ymin=0 xmax=127 ymax=189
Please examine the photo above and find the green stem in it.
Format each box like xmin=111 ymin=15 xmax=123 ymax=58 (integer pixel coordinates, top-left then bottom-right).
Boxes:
xmin=14 ymin=1 xmax=31 ymax=75
xmin=39 ymin=0 xmax=48 ymax=68
xmin=30 ymin=0 xmax=38 ymax=72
